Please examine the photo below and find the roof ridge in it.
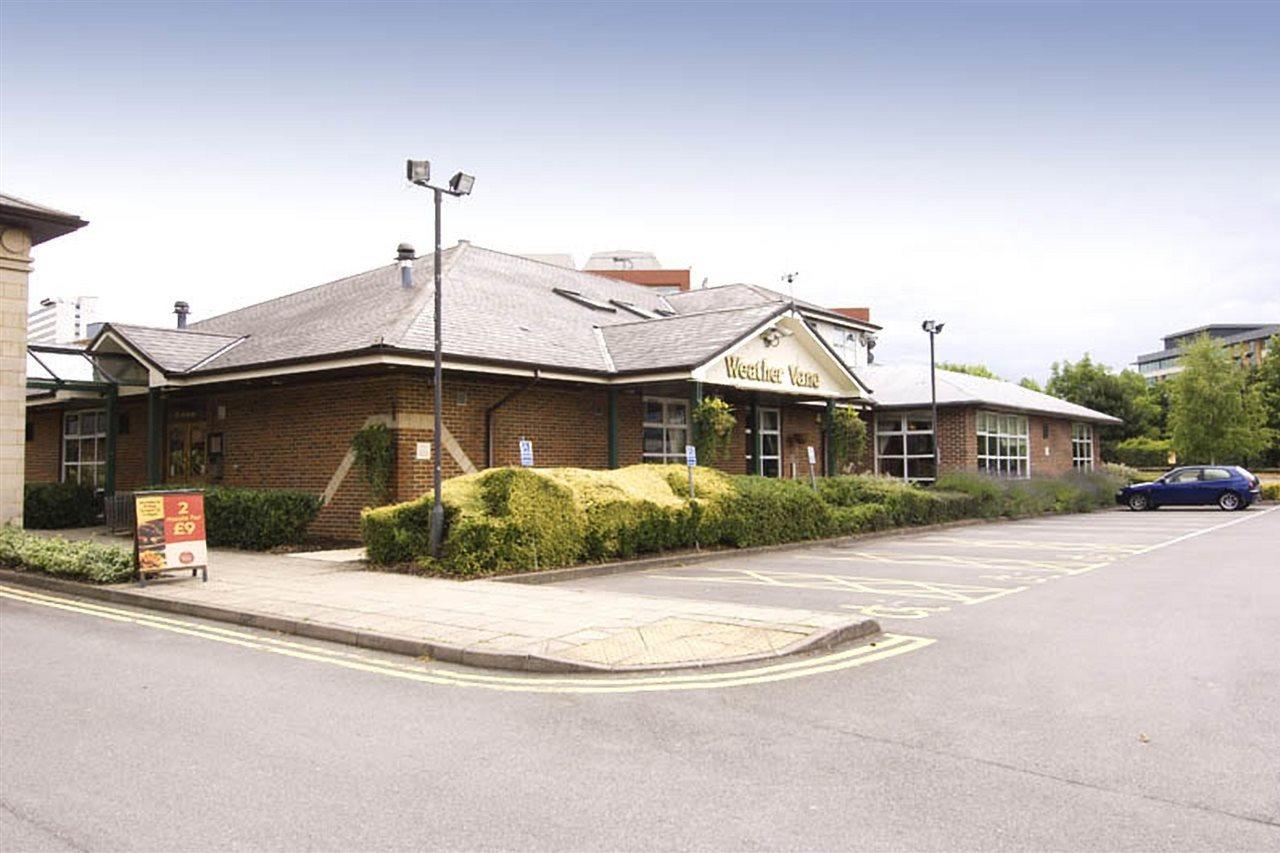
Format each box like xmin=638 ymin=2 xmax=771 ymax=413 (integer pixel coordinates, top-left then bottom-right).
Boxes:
xmin=110 ymin=322 xmax=241 ymax=340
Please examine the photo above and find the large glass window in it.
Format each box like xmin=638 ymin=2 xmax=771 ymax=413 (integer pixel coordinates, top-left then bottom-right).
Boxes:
xmin=977 ymin=411 xmax=1029 ymax=478
xmin=63 ymin=409 xmax=106 ymax=488
xmin=745 ymin=408 xmax=782 ymax=477
xmin=1071 ymin=423 xmax=1094 ymax=470
xmin=875 ymin=411 xmax=935 ymax=482
xmin=642 ymin=398 xmax=689 ymax=464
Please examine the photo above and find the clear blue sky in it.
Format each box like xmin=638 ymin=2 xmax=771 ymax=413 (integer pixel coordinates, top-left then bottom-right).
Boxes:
xmin=3 ymin=1 xmax=1277 ymax=382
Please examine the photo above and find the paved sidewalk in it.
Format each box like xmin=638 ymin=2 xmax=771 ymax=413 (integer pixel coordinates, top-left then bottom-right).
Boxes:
xmin=8 ymin=530 xmax=878 ymax=673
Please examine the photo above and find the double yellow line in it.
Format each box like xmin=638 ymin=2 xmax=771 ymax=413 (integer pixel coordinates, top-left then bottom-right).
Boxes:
xmin=0 ymin=583 xmax=934 ymax=694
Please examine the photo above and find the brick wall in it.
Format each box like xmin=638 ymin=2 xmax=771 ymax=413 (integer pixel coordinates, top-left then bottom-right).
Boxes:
xmin=936 ymin=407 xmax=976 ymax=474
xmin=23 ymin=407 xmax=60 ymax=482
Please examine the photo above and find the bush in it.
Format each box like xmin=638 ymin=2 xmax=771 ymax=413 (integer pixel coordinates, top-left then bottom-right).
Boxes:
xmin=0 ymin=525 xmax=134 ymax=584
xmin=935 ymin=470 xmax=1122 ymax=518
xmin=818 ymin=475 xmax=976 ymax=526
xmin=715 ymin=476 xmax=836 ymax=547
xmin=203 ymin=487 xmax=322 ymax=550
xmin=1102 ymin=461 xmax=1145 ymax=484
xmin=22 ymin=483 xmax=99 ymax=529
xmin=361 ymin=497 xmax=449 ymax=565
xmin=1261 ymin=482 xmax=1280 ymax=502
xmin=829 ymin=503 xmax=892 ymax=535
xmin=1113 ymin=436 xmax=1174 ymax=468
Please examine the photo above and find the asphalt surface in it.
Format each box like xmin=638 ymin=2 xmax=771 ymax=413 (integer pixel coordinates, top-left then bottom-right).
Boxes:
xmin=2 ymin=506 xmax=1278 ymax=851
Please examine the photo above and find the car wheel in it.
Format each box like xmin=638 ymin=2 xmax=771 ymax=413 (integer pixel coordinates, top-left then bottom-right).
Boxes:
xmin=1127 ymin=493 xmax=1149 ymax=511
xmin=1218 ymin=491 xmax=1242 ymax=511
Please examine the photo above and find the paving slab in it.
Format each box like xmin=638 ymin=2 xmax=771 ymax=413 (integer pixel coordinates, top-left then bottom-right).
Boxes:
xmin=5 ymin=528 xmax=879 ymax=673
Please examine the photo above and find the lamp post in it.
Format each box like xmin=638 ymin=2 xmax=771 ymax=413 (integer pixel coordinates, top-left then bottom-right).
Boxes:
xmin=921 ymin=319 xmax=945 ymax=480
xmin=406 ymin=159 xmax=475 ymax=557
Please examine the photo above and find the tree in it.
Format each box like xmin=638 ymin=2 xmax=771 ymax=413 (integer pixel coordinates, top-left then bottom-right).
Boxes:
xmin=937 ymin=362 xmax=1001 ymax=380
xmin=1245 ymin=335 xmax=1280 ymax=466
xmin=1018 ymin=377 xmax=1043 ymax=392
xmin=1045 ymin=354 xmax=1158 ymax=458
xmin=1168 ymin=335 xmax=1271 ymax=464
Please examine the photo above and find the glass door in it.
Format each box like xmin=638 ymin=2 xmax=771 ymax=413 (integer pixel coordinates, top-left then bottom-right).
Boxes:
xmin=746 ymin=407 xmax=783 ymax=476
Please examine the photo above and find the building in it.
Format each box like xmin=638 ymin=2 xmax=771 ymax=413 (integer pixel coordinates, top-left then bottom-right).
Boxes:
xmin=1136 ymin=323 xmax=1278 ymax=383
xmin=863 ymin=364 xmax=1121 ymax=483
xmin=27 ymin=295 xmax=98 ymax=344
xmin=2 ymin=193 xmax=88 ymax=526
xmin=583 ymin=250 xmax=690 ymax=293
xmin=22 ymin=240 xmax=1119 ymax=539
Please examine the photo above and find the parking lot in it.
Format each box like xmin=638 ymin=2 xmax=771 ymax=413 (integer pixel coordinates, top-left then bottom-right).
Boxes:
xmin=557 ymin=506 xmax=1278 ymax=632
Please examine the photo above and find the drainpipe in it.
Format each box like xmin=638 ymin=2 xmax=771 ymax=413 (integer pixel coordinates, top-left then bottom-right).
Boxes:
xmin=485 ymin=370 xmax=540 ymax=468
xmin=607 ymin=388 xmax=619 ymax=469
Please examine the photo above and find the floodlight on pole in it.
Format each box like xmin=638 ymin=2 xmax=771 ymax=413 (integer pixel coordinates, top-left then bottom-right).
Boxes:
xmin=922 ymin=319 xmax=945 ymax=481
xmin=405 ymin=158 xmax=475 ymax=558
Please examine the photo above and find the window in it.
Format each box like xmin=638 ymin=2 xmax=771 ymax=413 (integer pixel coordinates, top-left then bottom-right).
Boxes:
xmin=745 ymin=408 xmax=782 ymax=477
xmin=552 ymin=288 xmax=617 ymax=312
xmin=1168 ymin=468 xmax=1201 ymax=483
xmin=977 ymin=411 xmax=1029 ymax=478
xmin=1071 ymin=423 xmax=1094 ymax=470
xmin=642 ymin=398 xmax=688 ymax=464
xmin=1202 ymin=468 xmax=1232 ymax=481
xmin=63 ymin=409 xmax=106 ymax=488
xmin=875 ymin=411 xmax=935 ymax=482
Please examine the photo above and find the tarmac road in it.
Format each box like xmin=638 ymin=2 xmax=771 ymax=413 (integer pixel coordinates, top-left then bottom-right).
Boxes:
xmin=2 ymin=506 xmax=1278 ymax=851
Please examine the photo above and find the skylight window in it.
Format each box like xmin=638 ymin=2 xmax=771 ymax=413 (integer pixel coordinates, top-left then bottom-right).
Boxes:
xmin=552 ymin=288 xmax=617 ymax=312
xmin=610 ymin=300 xmax=657 ymax=319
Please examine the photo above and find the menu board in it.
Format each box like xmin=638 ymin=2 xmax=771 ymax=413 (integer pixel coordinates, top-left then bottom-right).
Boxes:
xmin=134 ymin=491 xmax=208 ymax=579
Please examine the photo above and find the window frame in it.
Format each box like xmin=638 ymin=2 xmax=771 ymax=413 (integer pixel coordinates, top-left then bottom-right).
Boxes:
xmin=62 ymin=408 xmax=107 ymax=489
xmin=745 ymin=407 xmax=783 ymax=477
xmin=642 ymin=396 xmax=690 ymax=465
xmin=976 ymin=410 xmax=1030 ymax=478
xmin=1071 ymin=422 xmax=1094 ymax=471
xmin=874 ymin=410 xmax=936 ymax=483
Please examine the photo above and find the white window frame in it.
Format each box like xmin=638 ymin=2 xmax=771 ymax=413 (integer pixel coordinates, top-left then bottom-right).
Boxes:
xmin=62 ymin=408 xmax=106 ymax=488
xmin=642 ymin=397 xmax=689 ymax=464
xmin=874 ymin=410 xmax=936 ymax=483
xmin=745 ymin=407 xmax=782 ymax=477
xmin=1071 ymin=423 xmax=1094 ymax=471
xmin=977 ymin=411 xmax=1029 ymax=478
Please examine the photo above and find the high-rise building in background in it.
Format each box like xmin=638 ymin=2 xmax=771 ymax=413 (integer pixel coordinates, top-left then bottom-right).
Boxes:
xmin=27 ymin=295 xmax=97 ymax=343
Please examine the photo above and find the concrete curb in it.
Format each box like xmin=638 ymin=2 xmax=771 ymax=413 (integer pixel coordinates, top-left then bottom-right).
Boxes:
xmin=495 ymin=511 xmax=1128 ymax=586
xmin=0 ymin=569 xmax=880 ymax=675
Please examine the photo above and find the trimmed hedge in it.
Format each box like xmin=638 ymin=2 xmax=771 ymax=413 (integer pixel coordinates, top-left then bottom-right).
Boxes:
xmin=203 ymin=487 xmax=323 ymax=550
xmin=1262 ymin=482 xmax=1280 ymax=502
xmin=362 ymin=465 xmax=1129 ymax=576
xmin=1113 ymin=437 xmax=1174 ymax=468
xmin=0 ymin=526 xmax=134 ymax=584
xmin=22 ymin=483 xmax=99 ymax=529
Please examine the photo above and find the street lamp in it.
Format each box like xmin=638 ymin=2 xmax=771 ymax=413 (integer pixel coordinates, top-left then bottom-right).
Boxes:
xmin=922 ymin=320 xmax=945 ymax=480
xmin=406 ymin=159 xmax=475 ymax=557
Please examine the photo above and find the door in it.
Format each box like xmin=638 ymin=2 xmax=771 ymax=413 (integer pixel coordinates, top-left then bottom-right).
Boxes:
xmin=1160 ymin=467 xmax=1203 ymax=505
xmin=745 ymin=408 xmax=782 ymax=477
xmin=167 ymin=424 xmax=208 ymax=483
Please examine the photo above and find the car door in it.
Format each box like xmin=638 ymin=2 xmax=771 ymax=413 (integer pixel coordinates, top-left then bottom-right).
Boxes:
xmin=1161 ymin=468 xmax=1204 ymax=505
xmin=1200 ymin=467 xmax=1235 ymax=503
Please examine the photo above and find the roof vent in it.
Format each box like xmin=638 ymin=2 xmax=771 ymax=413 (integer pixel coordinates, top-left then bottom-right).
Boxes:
xmin=396 ymin=243 xmax=416 ymax=288
xmin=174 ymin=301 xmax=190 ymax=329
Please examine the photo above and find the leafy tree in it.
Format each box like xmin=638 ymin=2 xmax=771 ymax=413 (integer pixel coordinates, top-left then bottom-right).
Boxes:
xmin=1245 ymin=335 xmax=1280 ymax=466
xmin=1018 ymin=377 xmax=1043 ymax=392
xmin=1168 ymin=335 xmax=1271 ymax=464
xmin=937 ymin=362 xmax=1001 ymax=380
xmin=1045 ymin=354 xmax=1158 ymax=458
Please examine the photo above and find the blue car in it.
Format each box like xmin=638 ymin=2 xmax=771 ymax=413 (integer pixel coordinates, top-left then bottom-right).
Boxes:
xmin=1116 ymin=465 xmax=1262 ymax=511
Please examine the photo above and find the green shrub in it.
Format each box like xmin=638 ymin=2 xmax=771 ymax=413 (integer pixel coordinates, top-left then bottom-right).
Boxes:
xmin=933 ymin=472 xmax=1007 ymax=517
xmin=829 ymin=503 xmax=893 ymax=535
xmin=475 ymin=468 xmax=583 ymax=569
xmin=935 ymin=470 xmax=1121 ymax=518
xmin=360 ymin=497 xmax=450 ymax=565
xmin=203 ymin=487 xmax=322 ymax=550
xmin=22 ymin=483 xmax=99 ymax=529
xmin=1261 ymin=482 xmax=1280 ymax=501
xmin=1102 ymin=461 xmax=1144 ymax=485
xmin=0 ymin=525 xmax=134 ymax=584
xmin=716 ymin=476 xmax=836 ymax=547
xmin=1113 ymin=436 xmax=1174 ymax=468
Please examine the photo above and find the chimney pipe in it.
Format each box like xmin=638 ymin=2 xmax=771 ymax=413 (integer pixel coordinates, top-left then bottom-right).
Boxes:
xmin=396 ymin=243 xmax=416 ymax=288
xmin=174 ymin=301 xmax=190 ymax=329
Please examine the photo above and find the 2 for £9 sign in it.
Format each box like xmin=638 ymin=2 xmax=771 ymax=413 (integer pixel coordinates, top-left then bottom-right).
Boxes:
xmin=135 ymin=492 xmax=208 ymax=573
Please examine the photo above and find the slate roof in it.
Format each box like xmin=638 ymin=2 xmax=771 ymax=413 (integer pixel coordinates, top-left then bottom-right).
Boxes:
xmin=94 ymin=243 xmax=866 ymax=394
xmin=665 ymin=284 xmax=880 ymax=330
xmin=864 ymin=364 xmax=1122 ymax=424
xmin=1137 ymin=323 xmax=1280 ymax=362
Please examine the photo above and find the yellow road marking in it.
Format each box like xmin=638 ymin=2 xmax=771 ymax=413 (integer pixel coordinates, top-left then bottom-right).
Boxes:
xmin=652 ymin=568 xmax=1025 ymax=605
xmin=0 ymin=584 xmax=933 ymax=693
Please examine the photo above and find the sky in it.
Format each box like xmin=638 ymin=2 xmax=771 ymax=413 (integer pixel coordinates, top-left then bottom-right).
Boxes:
xmin=3 ymin=0 xmax=1278 ymax=384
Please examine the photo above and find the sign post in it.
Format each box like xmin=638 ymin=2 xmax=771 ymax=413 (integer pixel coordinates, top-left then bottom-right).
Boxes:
xmin=806 ymin=445 xmax=818 ymax=490
xmin=685 ymin=444 xmax=697 ymax=499
xmin=519 ymin=438 xmax=534 ymax=467
xmin=134 ymin=489 xmax=208 ymax=586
